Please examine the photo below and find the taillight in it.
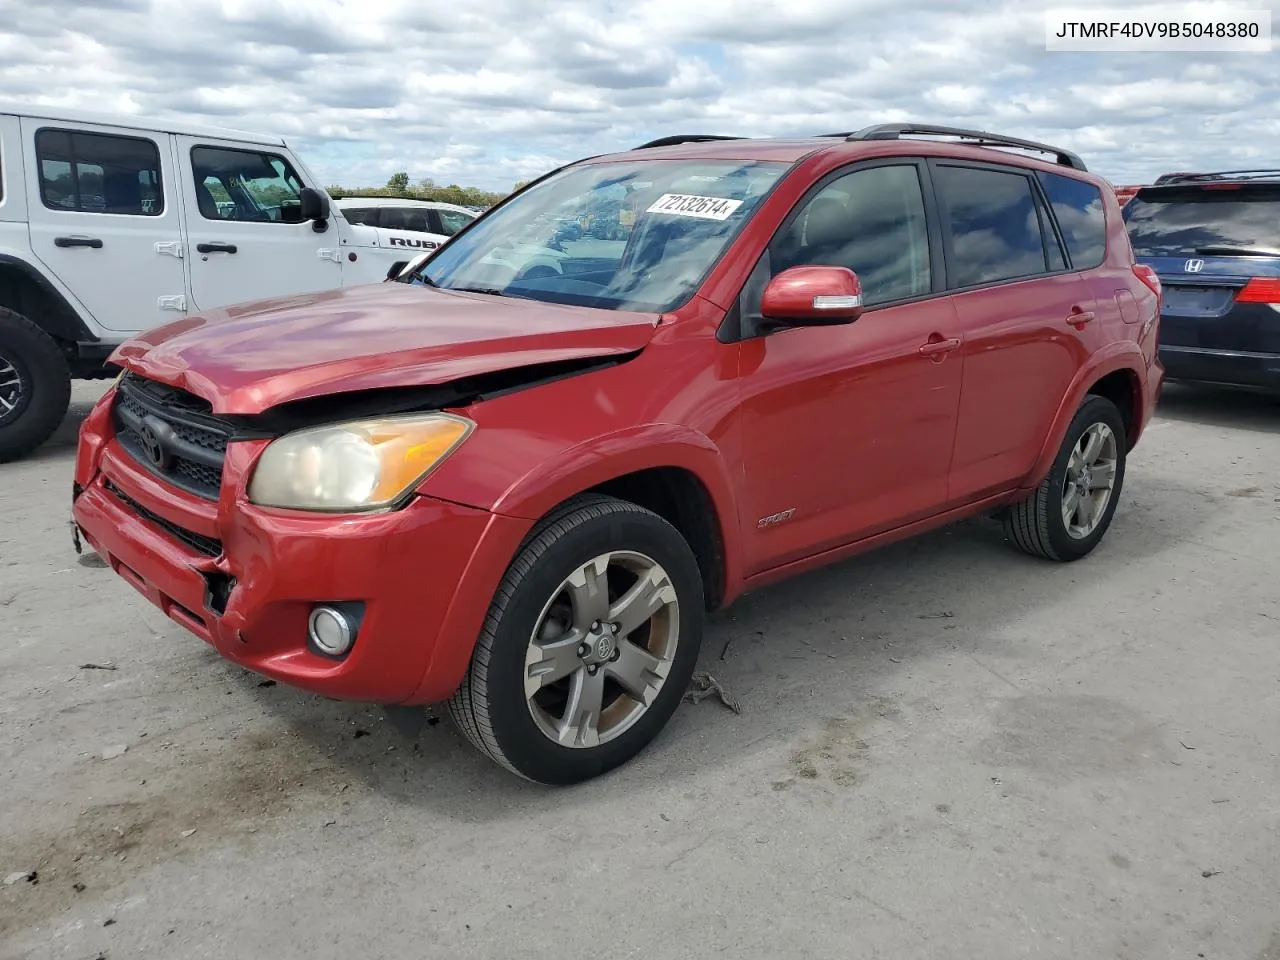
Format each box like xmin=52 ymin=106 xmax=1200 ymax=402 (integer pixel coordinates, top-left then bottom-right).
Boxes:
xmin=1235 ymin=277 xmax=1280 ymax=304
xmin=1133 ymin=264 xmax=1161 ymax=297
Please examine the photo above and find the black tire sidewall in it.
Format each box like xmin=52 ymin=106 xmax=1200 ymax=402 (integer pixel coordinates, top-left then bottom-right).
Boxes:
xmin=0 ymin=309 xmax=72 ymax=461
xmin=483 ymin=508 xmax=705 ymax=785
xmin=1042 ymin=395 xmax=1127 ymax=560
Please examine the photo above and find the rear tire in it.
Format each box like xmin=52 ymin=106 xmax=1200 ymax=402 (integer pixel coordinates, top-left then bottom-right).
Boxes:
xmin=0 ymin=307 xmax=72 ymax=463
xmin=1004 ymin=395 xmax=1127 ymax=562
xmin=447 ymin=494 xmax=705 ymax=785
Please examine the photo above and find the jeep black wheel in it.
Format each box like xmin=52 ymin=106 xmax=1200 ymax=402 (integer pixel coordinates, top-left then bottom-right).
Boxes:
xmin=1003 ymin=394 xmax=1127 ymax=562
xmin=0 ymin=307 xmax=73 ymax=463
xmin=448 ymin=494 xmax=705 ymax=784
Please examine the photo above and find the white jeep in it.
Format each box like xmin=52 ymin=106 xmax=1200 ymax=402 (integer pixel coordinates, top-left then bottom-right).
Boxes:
xmin=0 ymin=104 xmax=457 ymax=461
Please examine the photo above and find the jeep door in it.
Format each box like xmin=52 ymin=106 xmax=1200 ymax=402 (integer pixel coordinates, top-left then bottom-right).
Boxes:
xmin=21 ymin=118 xmax=186 ymax=333
xmin=175 ymin=136 xmax=343 ymax=311
xmin=734 ymin=160 xmax=964 ymax=574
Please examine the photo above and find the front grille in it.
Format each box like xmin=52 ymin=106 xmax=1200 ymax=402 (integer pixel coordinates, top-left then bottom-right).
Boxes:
xmin=113 ymin=373 xmax=233 ymax=500
xmin=104 ymin=480 xmax=223 ymax=558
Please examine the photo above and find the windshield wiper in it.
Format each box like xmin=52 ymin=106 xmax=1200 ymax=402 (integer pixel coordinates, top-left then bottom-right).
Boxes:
xmin=1195 ymin=243 xmax=1280 ymax=257
xmin=450 ymin=285 xmax=509 ymax=297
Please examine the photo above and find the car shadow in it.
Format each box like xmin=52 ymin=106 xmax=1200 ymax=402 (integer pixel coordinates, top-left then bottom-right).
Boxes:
xmin=237 ymin=472 xmax=1216 ymax=818
xmin=1155 ymin=382 xmax=1280 ymax=434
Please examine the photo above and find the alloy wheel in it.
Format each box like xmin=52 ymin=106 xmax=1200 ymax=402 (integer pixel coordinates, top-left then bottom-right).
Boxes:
xmin=0 ymin=354 xmax=25 ymax=426
xmin=524 ymin=550 xmax=680 ymax=749
xmin=1061 ymin=422 xmax=1118 ymax=539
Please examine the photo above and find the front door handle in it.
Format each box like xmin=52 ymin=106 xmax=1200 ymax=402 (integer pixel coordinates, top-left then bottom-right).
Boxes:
xmin=1067 ymin=309 xmax=1096 ymax=329
xmin=54 ymin=236 xmax=103 ymax=249
xmin=918 ymin=337 xmax=961 ymax=358
xmin=197 ymin=242 xmax=238 ymax=254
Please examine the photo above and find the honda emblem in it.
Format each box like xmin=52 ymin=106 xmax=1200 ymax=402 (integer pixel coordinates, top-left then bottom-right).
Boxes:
xmin=1184 ymin=258 xmax=1205 ymax=273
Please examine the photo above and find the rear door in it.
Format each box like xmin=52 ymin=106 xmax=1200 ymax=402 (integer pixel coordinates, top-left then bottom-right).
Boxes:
xmin=175 ymin=136 xmax=343 ymax=312
xmin=934 ymin=161 xmax=1098 ymax=502
xmin=21 ymin=117 xmax=186 ymax=333
xmin=1123 ymin=184 xmax=1280 ymax=357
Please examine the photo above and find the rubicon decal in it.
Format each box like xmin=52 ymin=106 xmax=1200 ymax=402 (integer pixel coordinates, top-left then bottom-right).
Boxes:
xmin=389 ymin=237 xmax=440 ymax=249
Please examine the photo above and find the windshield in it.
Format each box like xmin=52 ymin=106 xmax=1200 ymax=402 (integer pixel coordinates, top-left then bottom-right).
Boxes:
xmin=405 ymin=159 xmax=789 ymax=312
xmin=1124 ymin=188 xmax=1280 ymax=257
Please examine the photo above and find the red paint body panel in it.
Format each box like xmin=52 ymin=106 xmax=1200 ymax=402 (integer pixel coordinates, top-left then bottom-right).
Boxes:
xmin=72 ymin=135 xmax=1163 ymax=705
xmin=110 ymin=283 xmax=659 ymax=414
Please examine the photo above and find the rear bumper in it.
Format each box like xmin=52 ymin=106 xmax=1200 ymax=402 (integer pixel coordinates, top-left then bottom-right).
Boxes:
xmin=1159 ymin=344 xmax=1280 ymax=391
xmin=71 ymin=399 xmax=532 ymax=704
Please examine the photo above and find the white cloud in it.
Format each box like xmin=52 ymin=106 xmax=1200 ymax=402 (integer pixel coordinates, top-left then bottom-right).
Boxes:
xmin=0 ymin=0 xmax=1276 ymax=190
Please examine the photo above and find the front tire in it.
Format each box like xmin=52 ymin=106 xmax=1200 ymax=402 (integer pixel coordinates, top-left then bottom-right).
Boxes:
xmin=448 ymin=494 xmax=705 ymax=784
xmin=1004 ymin=394 xmax=1127 ymax=562
xmin=0 ymin=307 xmax=72 ymax=463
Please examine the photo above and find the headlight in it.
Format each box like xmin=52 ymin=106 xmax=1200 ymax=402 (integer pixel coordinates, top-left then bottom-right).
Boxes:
xmin=247 ymin=413 xmax=473 ymax=512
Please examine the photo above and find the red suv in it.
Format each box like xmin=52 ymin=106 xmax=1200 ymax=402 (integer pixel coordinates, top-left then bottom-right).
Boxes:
xmin=71 ymin=124 xmax=1164 ymax=784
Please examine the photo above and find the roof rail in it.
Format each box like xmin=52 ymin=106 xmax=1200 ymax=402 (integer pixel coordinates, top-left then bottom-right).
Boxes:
xmin=1153 ymin=169 xmax=1280 ymax=185
xmin=633 ymin=135 xmax=748 ymax=150
xmin=845 ymin=123 xmax=1088 ymax=172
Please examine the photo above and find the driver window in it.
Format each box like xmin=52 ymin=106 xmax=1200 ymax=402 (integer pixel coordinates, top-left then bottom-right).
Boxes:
xmin=190 ymin=146 xmax=306 ymax=224
xmin=771 ymin=164 xmax=932 ymax=307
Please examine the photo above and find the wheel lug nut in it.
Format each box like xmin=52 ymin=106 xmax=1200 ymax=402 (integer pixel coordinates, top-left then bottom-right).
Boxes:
xmin=591 ymin=621 xmax=600 ymax=631
xmin=578 ymin=644 xmax=588 ymax=656
xmin=588 ymin=665 xmax=598 ymax=675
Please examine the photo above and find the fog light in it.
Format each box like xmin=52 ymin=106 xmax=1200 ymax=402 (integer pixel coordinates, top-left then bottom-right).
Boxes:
xmin=308 ymin=605 xmax=357 ymax=657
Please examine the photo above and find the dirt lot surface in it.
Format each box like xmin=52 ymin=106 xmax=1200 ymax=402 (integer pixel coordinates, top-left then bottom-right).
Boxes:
xmin=2 ymin=382 xmax=1278 ymax=960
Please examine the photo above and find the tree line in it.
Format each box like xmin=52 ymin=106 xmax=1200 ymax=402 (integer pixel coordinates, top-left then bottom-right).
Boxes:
xmin=325 ymin=172 xmax=521 ymax=209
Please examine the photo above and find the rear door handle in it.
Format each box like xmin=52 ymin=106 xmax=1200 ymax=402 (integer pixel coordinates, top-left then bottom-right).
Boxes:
xmin=54 ymin=236 xmax=103 ymax=249
xmin=197 ymin=242 xmax=238 ymax=254
xmin=1067 ymin=309 xmax=1096 ymax=329
xmin=918 ymin=337 xmax=961 ymax=358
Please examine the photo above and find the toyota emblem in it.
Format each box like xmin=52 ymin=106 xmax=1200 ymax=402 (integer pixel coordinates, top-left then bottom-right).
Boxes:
xmin=138 ymin=423 xmax=165 ymax=468
xmin=1184 ymin=258 xmax=1205 ymax=273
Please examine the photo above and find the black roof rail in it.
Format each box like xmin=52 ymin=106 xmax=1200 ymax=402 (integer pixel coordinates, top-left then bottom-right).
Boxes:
xmin=844 ymin=123 xmax=1088 ymax=172
xmin=633 ymin=135 xmax=749 ymax=150
xmin=1153 ymin=169 xmax=1280 ymax=185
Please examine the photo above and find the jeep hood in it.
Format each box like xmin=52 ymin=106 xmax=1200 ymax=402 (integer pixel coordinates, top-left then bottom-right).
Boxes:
xmin=111 ymin=283 xmax=660 ymax=415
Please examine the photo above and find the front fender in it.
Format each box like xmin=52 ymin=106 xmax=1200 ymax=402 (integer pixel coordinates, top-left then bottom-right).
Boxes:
xmin=423 ymin=421 xmax=746 ymax=597
xmin=1020 ymin=342 xmax=1150 ymax=492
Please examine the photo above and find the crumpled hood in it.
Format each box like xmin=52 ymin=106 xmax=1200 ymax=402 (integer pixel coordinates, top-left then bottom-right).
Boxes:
xmin=111 ymin=283 xmax=660 ymax=415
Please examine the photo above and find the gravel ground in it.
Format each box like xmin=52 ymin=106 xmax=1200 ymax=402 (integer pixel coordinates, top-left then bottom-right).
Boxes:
xmin=1 ymin=381 xmax=1278 ymax=960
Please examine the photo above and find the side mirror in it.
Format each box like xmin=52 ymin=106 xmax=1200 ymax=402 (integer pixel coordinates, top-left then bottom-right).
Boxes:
xmin=299 ymin=187 xmax=331 ymax=227
xmin=385 ymin=260 xmax=408 ymax=281
xmin=760 ymin=265 xmax=864 ymax=326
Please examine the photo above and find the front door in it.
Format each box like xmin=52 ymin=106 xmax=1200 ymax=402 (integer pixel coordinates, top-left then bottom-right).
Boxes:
xmin=734 ymin=161 xmax=964 ymax=575
xmin=21 ymin=118 xmax=186 ymax=333
xmin=174 ymin=135 xmax=342 ymax=312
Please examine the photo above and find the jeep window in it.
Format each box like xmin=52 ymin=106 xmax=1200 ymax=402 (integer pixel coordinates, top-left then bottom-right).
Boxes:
xmin=36 ymin=129 xmax=163 ymax=216
xmin=435 ymin=209 xmax=474 ymax=236
xmin=1124 ymin=186 xmax=1280 ymax=258
xmin=380 ymin=207 xmax=433 ymax=233
xmin=936 ymin=165 xmax=1054 ymax=287
xmin=407 ymin=159 xmax=788 ymax=313
xmin=341 ymin=207 xmax=379 ymax=226
xmin=190 ymin=146 xmax=305 ymax=224
xmin=769 ymin=164 xmax=932 ymax=307
xmin=1037 ymin=171 xmax=1106 ymax=268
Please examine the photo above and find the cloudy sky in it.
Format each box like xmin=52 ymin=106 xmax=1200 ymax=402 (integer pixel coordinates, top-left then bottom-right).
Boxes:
xmin=0 ymin=0 xmax=1276 ymax=191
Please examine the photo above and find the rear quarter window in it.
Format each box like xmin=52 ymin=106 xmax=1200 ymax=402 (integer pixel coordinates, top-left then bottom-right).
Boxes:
xmin=1037 ymin=172 xmax=1107 ymax=268
xmin=935 ymin=165 xmax=1052 ymax=287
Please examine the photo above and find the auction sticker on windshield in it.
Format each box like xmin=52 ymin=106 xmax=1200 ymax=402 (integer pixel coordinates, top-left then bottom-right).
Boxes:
xmin=646 ymin=193 xmax=744 ymax=221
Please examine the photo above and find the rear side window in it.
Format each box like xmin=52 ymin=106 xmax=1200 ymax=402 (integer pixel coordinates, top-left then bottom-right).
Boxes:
xmin=1037 ymin=172 xmax=1106 ymax=268
xmin=1124 ymin=188 xmax=1280 ymax=257
xmin=36 ymin=128 xmax=163 ymax=216
xmin=936 ymin=165 xmax=1051 ymax=287
xmin=341 ymin=207 xmax=378 ymax=226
